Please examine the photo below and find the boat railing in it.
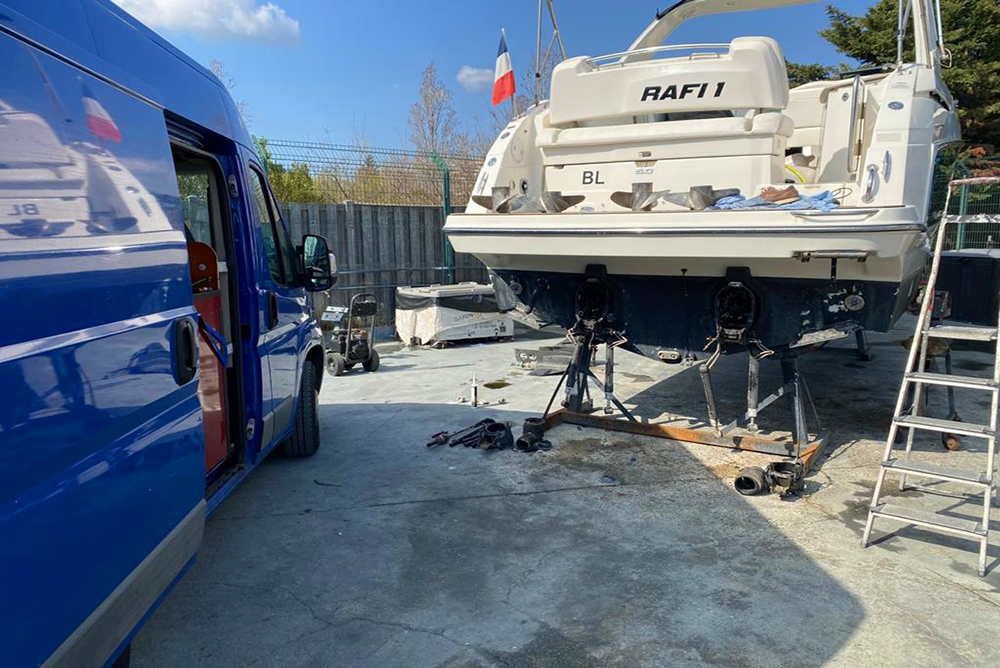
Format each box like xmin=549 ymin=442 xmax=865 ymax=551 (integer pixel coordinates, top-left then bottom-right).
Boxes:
xmin=586 ymin=44 xmax=731 ymax=69
xmin=846 ymin=74 xmax=863 ymax=179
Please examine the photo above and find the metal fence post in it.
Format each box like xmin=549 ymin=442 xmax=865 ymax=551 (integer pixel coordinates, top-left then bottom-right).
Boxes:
xmin=431 ymin=152 xmax=455 ymax=284
xmin=955 ymin=159 xmax=970 ymax=248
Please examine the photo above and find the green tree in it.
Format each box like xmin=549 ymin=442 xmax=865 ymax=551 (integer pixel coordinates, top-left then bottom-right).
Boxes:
xmin=254 ymin=137 xmax=322 ymax=203
xmin=819 ymin=0 xmax=1000 ymax=148
xmin=786 ymin=61 xmax=837 ymax=87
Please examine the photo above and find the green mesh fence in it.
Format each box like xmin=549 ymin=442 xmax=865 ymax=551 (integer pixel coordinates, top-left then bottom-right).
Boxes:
xmin=261 ymin=140 xmax=483 ymax=208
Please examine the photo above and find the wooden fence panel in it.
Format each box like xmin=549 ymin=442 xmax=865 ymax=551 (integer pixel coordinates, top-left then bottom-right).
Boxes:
xmin=271 ymin=202 xmax=485 ymax=324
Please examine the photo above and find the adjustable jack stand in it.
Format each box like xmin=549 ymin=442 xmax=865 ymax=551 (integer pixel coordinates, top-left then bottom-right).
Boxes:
xmin=561 ymin=328 xmax=595 ymax=414
xmin=543 ymin=324 xmax=636 ymax=422
xmin=539 ymin=331 xmax=829 ymax=489
xmin=699 ymin=346 xmax=822 ymax=456
xmin=854 ymin=328 xmax=873 ymax=361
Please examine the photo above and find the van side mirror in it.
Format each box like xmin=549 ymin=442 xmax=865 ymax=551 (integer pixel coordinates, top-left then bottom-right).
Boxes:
xmin=301 ymin=234 xmax=336 ymax=292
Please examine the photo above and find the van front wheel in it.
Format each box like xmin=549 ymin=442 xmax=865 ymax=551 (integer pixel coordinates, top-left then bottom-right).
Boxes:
xmin=282 ymin=359 xmax=321 ymax=457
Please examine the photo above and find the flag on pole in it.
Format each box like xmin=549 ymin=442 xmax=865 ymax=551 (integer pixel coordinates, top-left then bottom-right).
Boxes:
xmin=492 ymin=30 xmax=516 ymax=106
xmin=82 ymin=83 xmax=122 ymax=143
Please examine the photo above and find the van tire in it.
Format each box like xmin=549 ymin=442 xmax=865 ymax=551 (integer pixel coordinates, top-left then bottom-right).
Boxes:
xmin=363 ymin=348 xmax=380 ymax=372
xmin=283 ymin=360 xmax=321 ymax=458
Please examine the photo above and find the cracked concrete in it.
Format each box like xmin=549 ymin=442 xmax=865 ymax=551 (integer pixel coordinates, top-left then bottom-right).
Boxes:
xmin=134 ymin=320 xmax=1000 ymax=667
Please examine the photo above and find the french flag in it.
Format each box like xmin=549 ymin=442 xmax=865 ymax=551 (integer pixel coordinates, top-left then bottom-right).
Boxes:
xmin=492 ymin=30 xmax=516 ymax=106
xmin=82 ymin=83 xmax=122 ymax=143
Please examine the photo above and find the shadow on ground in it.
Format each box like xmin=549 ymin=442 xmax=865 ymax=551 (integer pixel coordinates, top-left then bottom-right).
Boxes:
xmin=134 ymin=395 xmax=863 ymax=668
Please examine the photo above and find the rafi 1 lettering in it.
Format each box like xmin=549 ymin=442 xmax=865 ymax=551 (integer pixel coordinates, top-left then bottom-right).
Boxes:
xmin=639 ymin=81 xmax=727 ymax=102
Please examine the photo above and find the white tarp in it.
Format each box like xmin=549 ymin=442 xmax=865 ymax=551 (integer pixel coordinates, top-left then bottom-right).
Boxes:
xmin=396 ymin=283 xmax=514 ymax=345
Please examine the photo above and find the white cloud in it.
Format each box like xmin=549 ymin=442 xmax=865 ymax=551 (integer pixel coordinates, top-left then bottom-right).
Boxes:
xmin=112 ymin=0 xmax=301 ymax=44
xmin=456 ymin=66 xmax=493 ymax=92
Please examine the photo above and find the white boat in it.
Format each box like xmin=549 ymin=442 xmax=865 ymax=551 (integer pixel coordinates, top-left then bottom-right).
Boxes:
xmin=445 ymin=0 xmax=961 ymax=359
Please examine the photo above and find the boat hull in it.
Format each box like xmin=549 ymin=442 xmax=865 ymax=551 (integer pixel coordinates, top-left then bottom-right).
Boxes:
xmin=490 ymin=266 xmax=920 ymax=358
xmin=446 ymin=208 xmax=928 ymax=357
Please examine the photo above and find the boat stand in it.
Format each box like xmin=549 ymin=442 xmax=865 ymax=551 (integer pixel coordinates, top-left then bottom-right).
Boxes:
xmin=540 ymin=330 xmax=829 ymax=478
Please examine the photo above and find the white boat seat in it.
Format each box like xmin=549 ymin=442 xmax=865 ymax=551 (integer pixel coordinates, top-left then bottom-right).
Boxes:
xmin=537 ymin=111 xmax=793 ymax=164
xmin=548 ymin=37 xmax=790 ymax=126
xmin=537 ymin=36 xmax=794 ymax=197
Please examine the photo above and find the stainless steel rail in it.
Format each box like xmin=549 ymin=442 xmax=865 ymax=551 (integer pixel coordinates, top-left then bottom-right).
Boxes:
xmin=587 ymin=43 xmax=730 ymax=68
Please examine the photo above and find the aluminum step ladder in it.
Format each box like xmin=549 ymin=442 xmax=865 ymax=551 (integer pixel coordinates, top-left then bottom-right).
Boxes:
xmin=861 ymin=177 xmax=1000 ymax=577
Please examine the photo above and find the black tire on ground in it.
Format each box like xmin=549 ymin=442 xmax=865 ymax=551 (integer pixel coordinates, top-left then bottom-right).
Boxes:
xmin=363 ymin=348 xmax=380 ymax=372
xmin=326 ymin=352 xmax=345 ymax=376
xmin=283 ymin=359 xmax=321 ymax=457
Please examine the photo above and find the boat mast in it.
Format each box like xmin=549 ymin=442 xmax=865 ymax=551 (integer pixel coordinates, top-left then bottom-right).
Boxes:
xmin=533 ymin=0 xmax=567 ymax=104
xmin=899 ymin=0 xmax=947 ymax=69
xmin=547 ymin=0 xmax=567 ymax=63
xmin=534 ymin=0 xmax=542 ymax=103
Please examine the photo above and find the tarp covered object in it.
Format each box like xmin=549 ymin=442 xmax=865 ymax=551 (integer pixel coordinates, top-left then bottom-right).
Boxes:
xmin=396 ymin=283 xmax=514 ymax=345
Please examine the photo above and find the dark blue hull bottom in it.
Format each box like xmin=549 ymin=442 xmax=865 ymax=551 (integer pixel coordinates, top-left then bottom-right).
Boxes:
xmin=494 ymin=267 xmax=921 ymax=358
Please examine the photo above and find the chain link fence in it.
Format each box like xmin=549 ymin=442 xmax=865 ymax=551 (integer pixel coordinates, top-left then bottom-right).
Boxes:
xmin=934 ymin=156 xmax=1000 ymax=250
xmin=262 ymin=140 xmax=483 ymax=207
xmin=259 ymin=141 xmax=489 ymax=333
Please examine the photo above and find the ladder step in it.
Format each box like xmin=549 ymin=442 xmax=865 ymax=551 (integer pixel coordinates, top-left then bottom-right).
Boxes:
xmin=927 ymin=325 xmax=998 ymax=341
xmin=883 ymin=458 xmax=991 ymax=487
xmin=870 ymin=503 xmax=986 ymax=538
xmin=893 ymin=414 xmax=993 ymax=438
xmin=905 ymin=371 xmax=998 ymax=390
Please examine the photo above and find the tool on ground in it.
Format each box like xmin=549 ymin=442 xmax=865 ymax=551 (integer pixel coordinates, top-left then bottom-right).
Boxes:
xmin=516 ymin=417 xmax=546 ymax=452
xmin=862 ymin=177 xmax=1000 ymax=577
xmin=480 ymin=421 xmax=514 ymax=450
xmin=514 ymin=342 xmax=579 ymax=375
xmin=734 ymin=461 xmax=805 ymax=497
xmin=425 ymin=431 xmax=450 ymax=448
xmin=425 ymin=418 xmax=516 ymax=450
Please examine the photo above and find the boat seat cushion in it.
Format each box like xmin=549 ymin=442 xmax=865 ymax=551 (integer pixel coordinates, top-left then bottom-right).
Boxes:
xmin=537 ymin=111 xmax=793 ymax=164
xmin=549 ymin=37 xmax=789 ymax=126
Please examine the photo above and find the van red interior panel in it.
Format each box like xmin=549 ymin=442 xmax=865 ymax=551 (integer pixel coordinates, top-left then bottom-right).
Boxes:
xmin=188 ymin=242 xmax=229 ymax=472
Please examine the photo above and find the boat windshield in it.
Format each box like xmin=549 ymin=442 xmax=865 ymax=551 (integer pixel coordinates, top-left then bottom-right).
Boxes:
xmin=628 ymin=0 xmax=816 ymax=54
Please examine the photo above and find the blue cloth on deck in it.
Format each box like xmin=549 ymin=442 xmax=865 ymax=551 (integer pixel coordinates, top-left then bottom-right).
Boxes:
xmin=710 ymin=190 xmax=838 ymax=212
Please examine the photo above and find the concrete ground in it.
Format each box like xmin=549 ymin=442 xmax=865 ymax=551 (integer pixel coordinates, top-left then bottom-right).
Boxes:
xmin=135 ymin=320 xmax=1000 ymax=667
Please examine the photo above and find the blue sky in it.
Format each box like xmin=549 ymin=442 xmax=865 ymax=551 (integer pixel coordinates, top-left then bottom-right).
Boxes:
xmin=116 ymin=0 xmax=876 ymax=149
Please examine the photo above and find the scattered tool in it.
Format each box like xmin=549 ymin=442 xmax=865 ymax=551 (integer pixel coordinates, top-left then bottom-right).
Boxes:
xmin=733 ymin=461 xmax=805 ymax=497
xmin=516 ymin=417 xmax=546 ymax=452
xmin=425 ymin=431 xmax=450 ymax=448
xmin=425 ymin=418 xmax=540 ymax=453
xmin=480 ymin=421 xmax=514 ymax=450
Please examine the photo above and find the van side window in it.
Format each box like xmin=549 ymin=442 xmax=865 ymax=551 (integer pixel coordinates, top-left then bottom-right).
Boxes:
xmin=268 ymin=186 xmax=297 ymax=286
xmin=248 ymin=166 xmax=286 ymax=284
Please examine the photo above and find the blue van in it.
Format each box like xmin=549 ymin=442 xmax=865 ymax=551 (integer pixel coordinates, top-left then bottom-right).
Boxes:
xmin=0 ymin=2 xmax=334 ymax=665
